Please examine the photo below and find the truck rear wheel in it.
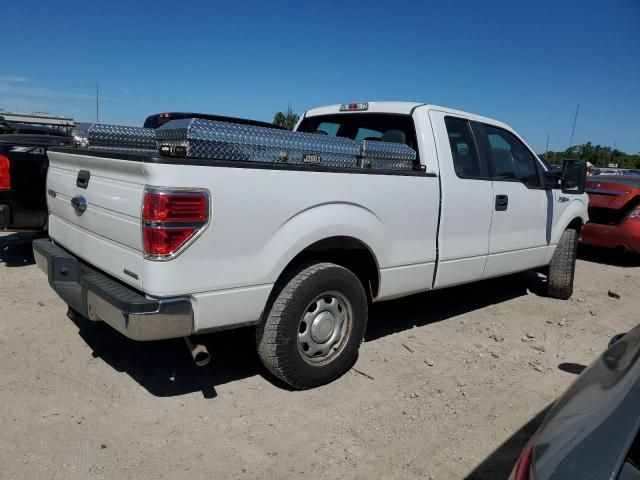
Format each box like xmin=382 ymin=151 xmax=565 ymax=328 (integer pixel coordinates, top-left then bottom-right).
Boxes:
xmin=547 ymin=227 xmax=578 ymax=299
xmin=256 ymin=262 xmax=368 ymax=389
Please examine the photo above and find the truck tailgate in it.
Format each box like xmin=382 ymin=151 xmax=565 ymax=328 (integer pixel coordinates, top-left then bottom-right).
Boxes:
xmin=46 ymin=150 xmax=145 ymax=289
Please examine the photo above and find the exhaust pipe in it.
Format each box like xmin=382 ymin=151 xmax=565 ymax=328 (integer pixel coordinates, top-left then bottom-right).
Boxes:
xmin=184 ymin=336 xmax=211 ymax=367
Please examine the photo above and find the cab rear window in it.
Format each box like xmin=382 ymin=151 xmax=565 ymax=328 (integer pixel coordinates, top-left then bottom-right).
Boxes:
xmin=297 ymin=113 xmax=418 ymax=151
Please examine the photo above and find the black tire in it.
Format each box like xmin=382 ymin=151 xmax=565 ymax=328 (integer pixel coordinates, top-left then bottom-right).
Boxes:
xmin=256 ymin=262 xmax=368 ymax=389
xmin=547 ymin=228 xmax=578 ymax=299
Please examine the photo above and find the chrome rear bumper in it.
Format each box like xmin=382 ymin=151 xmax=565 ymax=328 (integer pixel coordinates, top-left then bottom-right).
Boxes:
xmin=33 ymin=238 xmax=193 ymax=341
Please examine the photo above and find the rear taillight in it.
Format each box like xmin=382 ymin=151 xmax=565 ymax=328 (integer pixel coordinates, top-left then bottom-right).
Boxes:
xmin=509 ymin=435 xmax=536 ymax=480
xmin=142 ymin=188 xmax=209 ymax=259
xmin=0 ymin=155 xmax=10 ymax=190
xmin=143 ymin=192 xmax=207 ymax=222
xmin=628 ymin=205 xmax=640 ymax=221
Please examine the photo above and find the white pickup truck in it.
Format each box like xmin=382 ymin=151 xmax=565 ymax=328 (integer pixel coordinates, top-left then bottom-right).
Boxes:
xmin=33 ymin=102 xmax=588 ymax=389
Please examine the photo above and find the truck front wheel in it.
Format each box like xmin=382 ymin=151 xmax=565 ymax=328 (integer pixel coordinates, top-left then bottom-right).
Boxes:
xmin=256 ymin=262 xmax=368 ymax=389
xmin=547 ymin=227 xmax=579 ymax=299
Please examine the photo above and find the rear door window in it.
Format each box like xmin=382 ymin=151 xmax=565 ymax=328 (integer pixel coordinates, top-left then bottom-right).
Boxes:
xmin=444 ymin=117 xmax=485 ymax=178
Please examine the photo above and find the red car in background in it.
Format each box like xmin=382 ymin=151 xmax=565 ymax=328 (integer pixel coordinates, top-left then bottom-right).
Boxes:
xmin=581 ymin=175 xmax=640 ymax=252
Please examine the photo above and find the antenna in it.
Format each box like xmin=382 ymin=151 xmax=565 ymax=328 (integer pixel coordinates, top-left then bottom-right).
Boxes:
xmin=568 ymin=103 xmax=579 ymax=148
xmin=545 ymin=133 xmax=550 ymax=158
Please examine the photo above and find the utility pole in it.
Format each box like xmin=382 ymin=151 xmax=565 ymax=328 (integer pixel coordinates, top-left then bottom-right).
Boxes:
xmin=96 ymin=82 xmax=99 ymax=123
xmin=568 ymin=103 xmax=579 ymax=149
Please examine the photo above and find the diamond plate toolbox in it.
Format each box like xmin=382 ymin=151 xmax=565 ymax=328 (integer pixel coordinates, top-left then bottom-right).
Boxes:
xmin=156 ymin=118 xmax=362 ymax=168
xmin=360 ymin=140 xmax=416 ymax=170
xmin=80 ymin=118 xmax=418 ymax=171
xmin=84 ymin=124 xmax=157 ymax=154
xmin=156 ymin=118 xmax=417 ymax=171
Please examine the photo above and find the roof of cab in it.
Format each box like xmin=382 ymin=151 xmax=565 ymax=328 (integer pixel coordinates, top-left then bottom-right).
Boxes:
xmin=305 ymin=101 xmax=424 ymax=116
xmin=304 ymin=101 xmax=511 ymax=131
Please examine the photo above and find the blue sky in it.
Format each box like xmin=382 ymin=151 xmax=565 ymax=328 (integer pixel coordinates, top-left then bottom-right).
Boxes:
xmin=2 ymin=0 xmax=639 ymax=153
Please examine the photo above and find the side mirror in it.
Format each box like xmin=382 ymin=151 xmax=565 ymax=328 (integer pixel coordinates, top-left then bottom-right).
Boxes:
xmin=561 ymin=160 xmax=587 ymax=194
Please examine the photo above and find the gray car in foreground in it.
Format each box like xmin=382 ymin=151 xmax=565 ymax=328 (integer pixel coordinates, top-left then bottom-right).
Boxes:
xmin=510 ymin=324 xmax=640 ymax=479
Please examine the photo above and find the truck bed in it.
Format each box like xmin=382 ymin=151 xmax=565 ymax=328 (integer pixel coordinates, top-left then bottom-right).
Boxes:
xmin=46 ymin=146 xmax=438 ymax=332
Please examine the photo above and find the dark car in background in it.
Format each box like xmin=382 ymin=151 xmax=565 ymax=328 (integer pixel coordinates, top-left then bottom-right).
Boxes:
xmin=510 ymin=324 xmax=640 ymax=479
xmin=143 ymin=112 xmax=283 ymax=130
xmin=0 ymin=118 xmax=73 ymax=230
xmin=0 ymin=112 xmax=281 ymax=232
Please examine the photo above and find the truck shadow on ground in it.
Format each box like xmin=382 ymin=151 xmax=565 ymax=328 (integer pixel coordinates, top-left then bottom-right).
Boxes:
xmin=366 ymin=271 xmax=546 ymax=342
xmin=0 ymin=231 xmax=46 ymax=267
xmin=69 ymin=313 xmax=261 ymax=398
xmin=464 ymin=406 xmax=550 ymax=479
xmin=69 ymin=270 xmax=546 ymax=398
xmin=578 ymin=244 xmax=640 ymax=267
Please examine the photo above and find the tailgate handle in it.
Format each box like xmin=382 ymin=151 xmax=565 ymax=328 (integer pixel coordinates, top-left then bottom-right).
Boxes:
xmin=76 ymin=170 xmax=91 ymax=189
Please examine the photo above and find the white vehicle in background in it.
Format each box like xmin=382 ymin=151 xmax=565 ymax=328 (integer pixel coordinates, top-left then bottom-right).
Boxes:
xmin=33 ymin=101 xmax=588 ymax=389
xmin=599 ymin=167 xmax=625 ymax=175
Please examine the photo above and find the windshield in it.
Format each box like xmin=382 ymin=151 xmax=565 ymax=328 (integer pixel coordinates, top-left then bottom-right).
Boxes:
xmin=297 ymin=113 xmax=418 ymax=151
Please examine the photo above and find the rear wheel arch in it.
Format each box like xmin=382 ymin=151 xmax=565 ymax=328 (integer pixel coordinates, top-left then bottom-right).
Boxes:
xmin=274 ymin=236 xmax=380 ymax=301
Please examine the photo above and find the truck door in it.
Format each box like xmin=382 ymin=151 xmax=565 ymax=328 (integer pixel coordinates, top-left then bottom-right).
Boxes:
xmin=475 ymin=123 xmax=551 ymax=278
xmin=429 ymin=111 xmax=493 ymax=288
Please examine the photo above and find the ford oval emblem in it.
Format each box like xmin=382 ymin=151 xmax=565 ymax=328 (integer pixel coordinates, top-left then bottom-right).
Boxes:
xmin=71 ymin=195 xmax=88 ymax=216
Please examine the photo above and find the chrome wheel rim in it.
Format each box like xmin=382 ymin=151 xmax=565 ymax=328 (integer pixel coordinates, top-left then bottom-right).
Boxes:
xmin=298 ymin=291 xmax=353 ymax=365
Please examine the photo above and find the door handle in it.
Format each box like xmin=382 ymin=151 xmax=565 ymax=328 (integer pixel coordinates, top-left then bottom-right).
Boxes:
xmin=495 ymin=194 xmax=508 ymax=211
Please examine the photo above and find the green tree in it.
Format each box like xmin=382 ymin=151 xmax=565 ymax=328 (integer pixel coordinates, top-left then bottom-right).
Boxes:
xmin=273 ymin=105 xmax=300 ymax=130
xmin=542 ymin=142 xmax=640 ymax=169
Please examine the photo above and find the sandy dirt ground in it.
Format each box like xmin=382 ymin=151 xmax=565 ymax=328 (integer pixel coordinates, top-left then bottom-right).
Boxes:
xmin=1 ymin=231 xmax=639 ymax=480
